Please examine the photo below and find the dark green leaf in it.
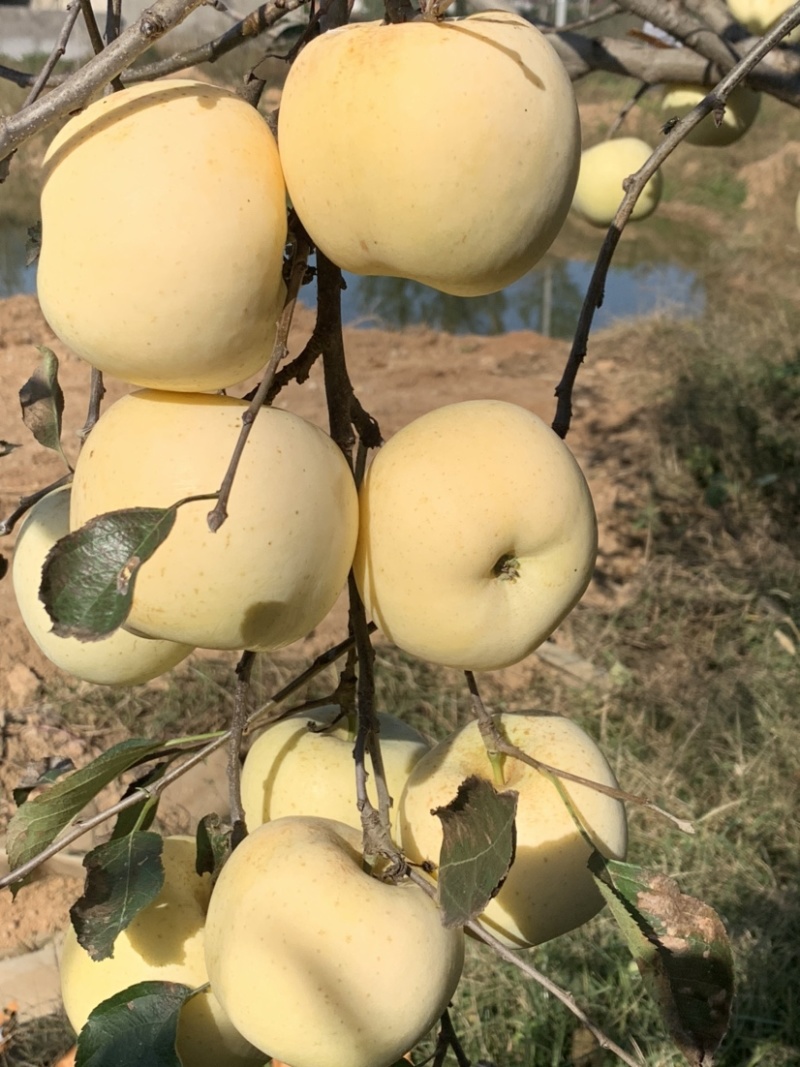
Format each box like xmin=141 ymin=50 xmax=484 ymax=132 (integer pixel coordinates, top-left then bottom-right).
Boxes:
xmin=13 ymin=756 xmax=75 ymax=808
xmin=434 ymin=775 xmax=517 ymax=928
xmin=6 ymin=737 xmax=165 ymax=880
xmin=590 ymin=855 xmax=734 ymax=1067
xmin=0 ymin=439 xmax=21 ymax=457
xmin=110 ymin=765 xmax=166 ymax=840
xmin=26 ymin=221 xmax=42 ymax=266
xmin=39 ymin=505 xmax=178 ymax=640
xmin=75 ymin=980 xmax=192 ymax=1067
xmin=19 ymin=347 xmax=68 ymax=463
xmin=195 ymin=814 xmax=231 ymax=880
xmin=71 ymin=832 xmax=165 ymax=962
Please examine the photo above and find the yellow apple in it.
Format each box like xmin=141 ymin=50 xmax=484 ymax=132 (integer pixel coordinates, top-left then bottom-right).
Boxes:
xmin=660 ymin=83 xmax=761 ymax=147
xmin=241 ymin=705 xmax=430 ymax=834
xmin=277 ymin=12 xmax=580 ymax=297
xmin=37 ymin=80 xmax=287 ymax=392
xmin=353 ymin=400 xmax=597 ymax=672
xmin=204 ymin=816 xmax=465 ymax=1067
xmin=12 ymin=486 xmax=192 ymax=685
xmin=571 ymin=137 xmax=663 ymax=228
xmin=69 ymin=390 xmax=358 ymax=651
xmin=398 ymin=712 xmax=627 ymax=949
xmin=727 ymin=0 xmax=800 ymax=41
xmin=59 ymin=836 xmax=264 ymax=1067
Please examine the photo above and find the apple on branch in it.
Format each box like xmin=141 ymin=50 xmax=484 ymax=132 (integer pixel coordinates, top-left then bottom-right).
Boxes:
xmin=398 ymin=712 xmax=628 ymax=948
xmin=277 ymin=12 xmax=580 ymax=297
xmin=69 ymin=390 xmax=358 ymax=651
xmin=60 ymin=836 xmax=262 ymax=1067
xmin=571 ymin=138 xmax=663 ymax=228
xmin=240 ymin=705 xmax=430 ymax=834
xmin=37 ymin=80 xmax=287 ymax=392
xmin=353 ymin=400 xmax=597 ymax=672
xmin=204 ymin=816 xmax=465 ymax=1067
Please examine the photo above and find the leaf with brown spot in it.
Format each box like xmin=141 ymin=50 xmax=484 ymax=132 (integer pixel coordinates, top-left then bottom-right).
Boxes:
xmin=590 ymin=855 xmax=734 ymax=1066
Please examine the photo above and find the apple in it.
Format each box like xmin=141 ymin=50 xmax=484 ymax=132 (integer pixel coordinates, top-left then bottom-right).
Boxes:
xmin=69 ymin=390 xmax=358 ymax=651
xmin=59 ymin=836 xmax=264 ymax=1067
xmin=727 ymin=0 xmax=800 ymax=41
xmin=240 ymin=705 xmax=430 ymax=834
xmin=571 ymin=137 xmax=663 ymax=228
xmin=37 ymin=80 xmax=287 ymax=392
xmin=12 ymin=486 xmax=192 ymax=686
xmin=204 ymin=816 xmax=465 ymax=1067
xmin=660 ymin=83 xmax=761 ymax=147
xmin=398 ymin=712 xmax=628 ymax=949
xmin=277 ymin=12 xmax=580 ymax=297
xmin=352 ymin=400 xmax=597 ymax=672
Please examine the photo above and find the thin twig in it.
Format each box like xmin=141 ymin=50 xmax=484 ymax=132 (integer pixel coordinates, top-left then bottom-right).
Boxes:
xmin=0 ymin=627 xmax=370 ymax=890
xmin=207 ymin=230 xmax=311 ymax=532
xmin=606 ymin=81 xmax=652 ymax=139
xmin=406 ymin=868 xmax=644 ymax=1067
xmin=0 ymin=0 xmax=208 ymax=165
xmin=541 ymin=1 xmax=621 ymax=33
xmin=552 ymin=0 xmax=800 ymax=440
xmin=0 ymin=473 xmax=72 ymax=537
xmin=434 ymin=1008 xmax=471 ymax=1067
xmin=229 ymin=650 xmax=255 ymax=847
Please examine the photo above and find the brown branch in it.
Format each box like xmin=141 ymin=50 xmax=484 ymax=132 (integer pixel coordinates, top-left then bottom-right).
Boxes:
xmin=0 ymin=473 xmax=73 ymax=537
xmin=228 ymin=649 xmax=256 ymax=847
xmin=0 ymin=0 xmax=208 ymax=165
xmin=207 ymin=229 xmax=311 ymax=532
xmin=552 ymin=2 xmax=800 ymax=440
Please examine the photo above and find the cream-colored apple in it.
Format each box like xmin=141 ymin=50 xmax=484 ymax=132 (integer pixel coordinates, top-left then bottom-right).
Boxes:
xmin=241 ymin=705 xmax=430 ymax=833
xmin=204 ymin=816 xmax=465 ymax=1067
xmin=60 ymin=836 xmax=264 ymax=1067
xmin=37 ymin=80 xmax=287 ymax=392
xmin=727 ymin=0 xmax=800 ymax=41
xmin=571 ymin=137 xmax=663 ymax=228
xmin=399 ymin=712 xmax=627 ymax=949
xmin=12 ymin=486 xmax=192 ymax=685
xmin=353 ymin=400 xmax=597 ymax=672
xmin=277 ymin=12 xmax=580 ymax=297
xmin=69 ymin=391 xmax=358 ymax=651
xmin=661 ymin=83 xmax=761 ymax=147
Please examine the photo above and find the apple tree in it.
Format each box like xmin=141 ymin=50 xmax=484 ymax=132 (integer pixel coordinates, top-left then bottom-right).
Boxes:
xmin=2 ymin=1 xmax=800 ymax=1065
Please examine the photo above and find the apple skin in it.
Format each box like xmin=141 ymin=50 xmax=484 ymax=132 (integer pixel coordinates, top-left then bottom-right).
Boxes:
xmin=571 ymin=137 xmax=663 ymax=228
xmin=240 ymin=705 xmax=430 ymax=834
xmin=204 ymin=816 xmax=465 ymax=1067
xmin=37 ymin=80 xmax=286 ymax=392
xmin=69 ymin=390 xmax=358 ymax=651
xmin=353 ymin=400 xmax=597 ymax=672
xmin=727 ymin=0 xmax=800 ymax=41
xmin=59 ymin=836 xmax=264 ymax=1067
xmin=12 ymin=486 xmax=192 ymax=686
xmin=398 ymin=712 xmax=628 ymax=949
xmin=277 ymin=12 xmax=580 ymax=297
xmin=660 ymin=83 xmax=761 ymax=147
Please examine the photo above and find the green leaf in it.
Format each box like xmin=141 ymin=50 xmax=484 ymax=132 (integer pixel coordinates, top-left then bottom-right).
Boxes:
xmin=75 ymin=980 xmax=193 ymax=1067
xmin=26 ymin=221 xmax=42 ymax=266
xmin=110 ymin=765 xmax=166 ymax=840
xmin=434 ymin=775 xmax=517 ymax=928
xmin=195 ymin=813 xmax=231 ymax=881
xmin=590 ymin=855 xmax=734 ymax=1067
xmin=0 ymin=553 xmax=7 ymax=581
xmin=19 ymin=347 xmax=68 ymax=465
xmin=39 ymin=505 xmax=178 ymax=640
xmin=12 ymin=756 xmax=75 ymax=808
xmin=6 ymin=737 xmax=165 ymax=880
xmin=0 ymin=439 xmax=21 ymax=457
xmin=71 ymin=832 xmax=165 ymax=962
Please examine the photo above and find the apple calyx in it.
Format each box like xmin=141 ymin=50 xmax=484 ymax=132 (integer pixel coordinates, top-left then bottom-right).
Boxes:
xmin=493 ymin=554 xmax=521 ymax=581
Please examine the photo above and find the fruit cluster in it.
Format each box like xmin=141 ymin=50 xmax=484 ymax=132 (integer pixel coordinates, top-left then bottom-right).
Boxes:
xmin=13 ymin=14 xmax=631 ymax=1067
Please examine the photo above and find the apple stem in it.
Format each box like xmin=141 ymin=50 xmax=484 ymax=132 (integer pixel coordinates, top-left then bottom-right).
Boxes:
xmin=493 ymin=553 xmax=520 ymax=581
xmin=464 ymin=670 xmax=506 ymax=787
